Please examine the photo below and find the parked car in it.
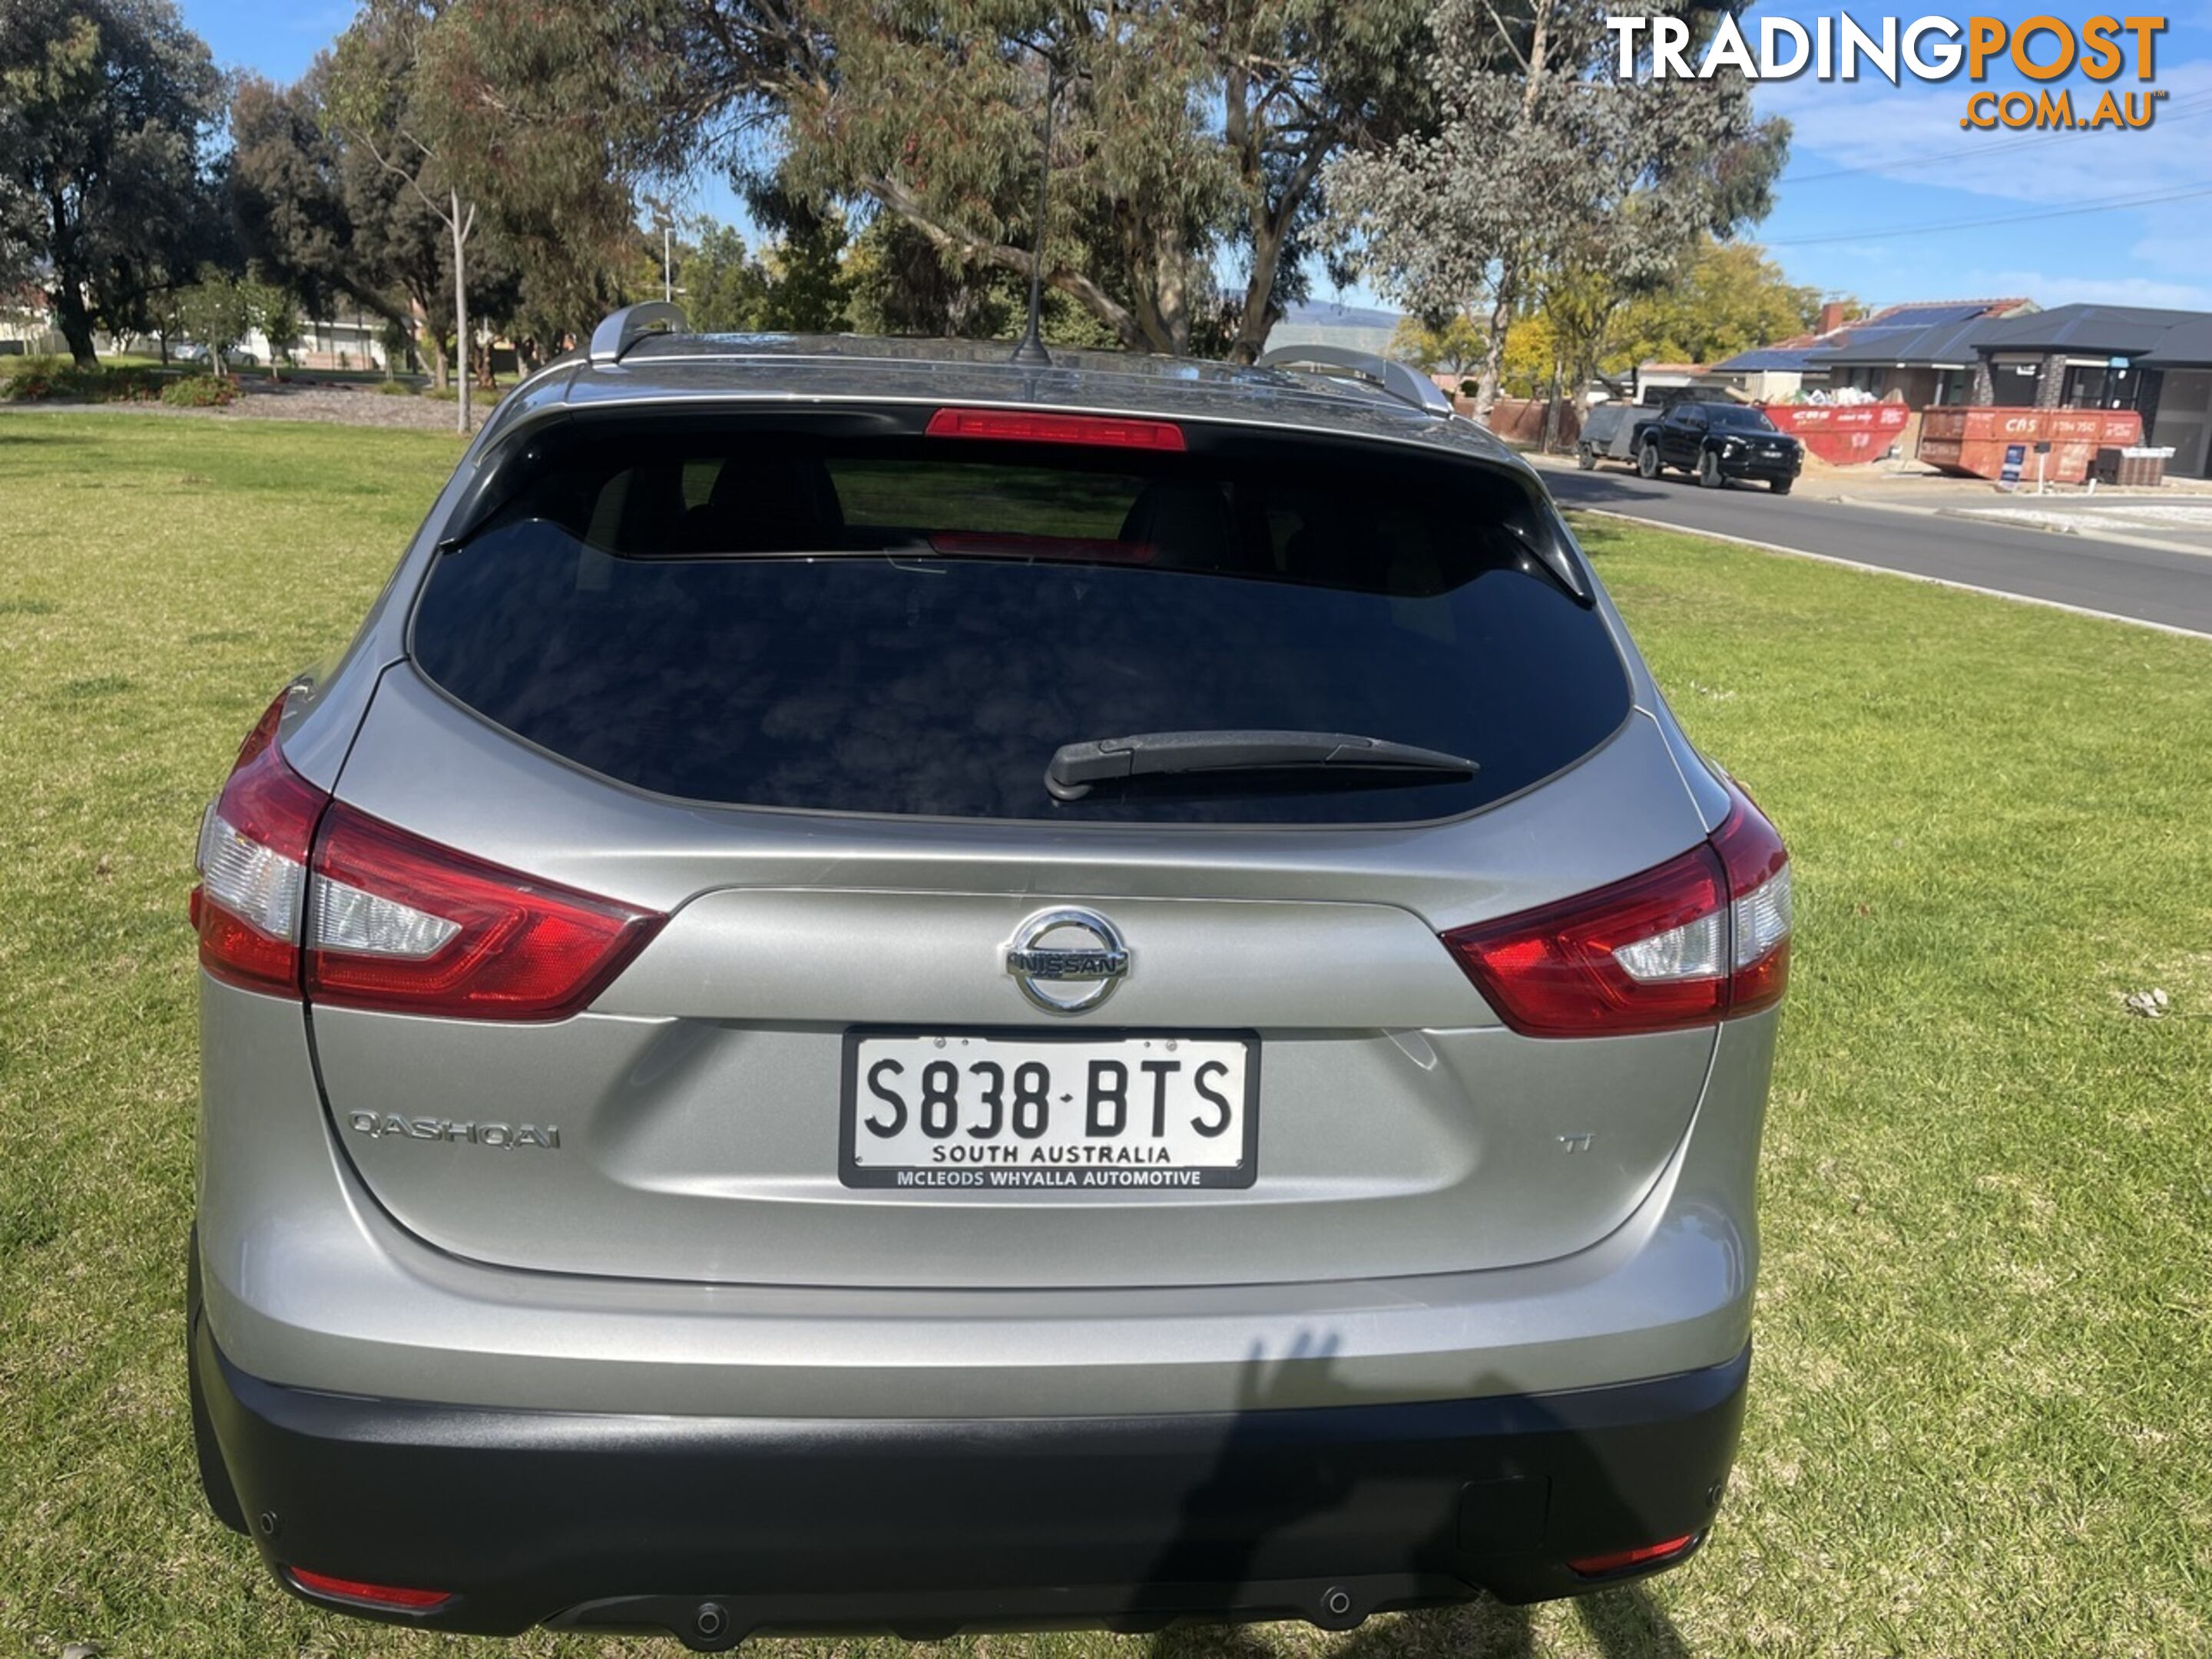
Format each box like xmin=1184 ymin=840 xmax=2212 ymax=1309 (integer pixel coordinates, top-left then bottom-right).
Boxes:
xmin=187 ymin=313 xmax=1789 ymax=1647
xmin=1636 ymin=402 xmax=1803 ymax=492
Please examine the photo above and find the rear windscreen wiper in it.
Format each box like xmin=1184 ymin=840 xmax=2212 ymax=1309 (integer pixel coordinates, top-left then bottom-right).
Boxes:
xmin=1045 ymin=730 xmax=1478 ymax=802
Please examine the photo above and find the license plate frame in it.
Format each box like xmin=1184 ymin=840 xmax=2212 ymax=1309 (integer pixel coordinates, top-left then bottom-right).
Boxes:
xmin=839 ymin=1026 xmax=1261 ymax=1191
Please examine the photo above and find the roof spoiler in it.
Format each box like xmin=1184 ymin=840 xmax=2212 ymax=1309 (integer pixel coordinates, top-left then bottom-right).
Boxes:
xmin=1256 ymin=344 xmax=1455 ymax=418
xmin=589 ymin=302 xmax=687 ymax=367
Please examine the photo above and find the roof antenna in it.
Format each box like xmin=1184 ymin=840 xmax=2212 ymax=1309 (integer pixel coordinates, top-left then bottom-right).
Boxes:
xmin=1009 ymin=50 xmax=1056 ymax=366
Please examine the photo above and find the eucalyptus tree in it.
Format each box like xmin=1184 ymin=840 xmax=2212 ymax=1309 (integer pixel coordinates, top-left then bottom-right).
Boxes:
xmin=413 ymin=0 xmax=691 ymax=346
xmin=227 ymin=71 xmax=427 ymax=342
xmin=1327 ymin=0 xmax=1785 ymax=414
xmin=285 ymin=0 xmax=1435 ymax=360
xmin=324 ymin=0 xmax=481 ymax=430
xmin=614 ymin=0 xmax=1427 ymax=358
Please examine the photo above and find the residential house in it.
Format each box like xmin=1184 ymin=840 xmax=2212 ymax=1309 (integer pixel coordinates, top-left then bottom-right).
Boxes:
xmin=1821 ymin=301 xmax=2037 ymax=409
xmin=276 ymin=314 xmax=393 ymax=372
xmin=1707 ymin=298 xmax=2036 ymax=405
xmin=1963 ymin=303 xmax=2212 ymax=478
xmin=1630 ymin=363 xmax=1707 ymax=402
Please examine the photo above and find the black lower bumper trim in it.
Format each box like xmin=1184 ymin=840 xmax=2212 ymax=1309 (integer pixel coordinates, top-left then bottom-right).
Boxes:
xmin=193 ymin=1314 xmax=1747 ymax=1643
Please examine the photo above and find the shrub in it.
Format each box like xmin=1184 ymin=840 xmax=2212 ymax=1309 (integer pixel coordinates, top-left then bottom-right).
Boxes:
xmin=0 ymin=359 xmax=57 ymax=401
xmin=2 ymin=356 xmax=83 ymax=401
xmin=0 ymin=356 xmax=165 ymax=403
xmin=372 ymin=379 xmax=414 ymax=396
xmin=160 ymin=374 xmax=238 ymax=408
xmin=100 ymin=366 xmax=164 ymax=402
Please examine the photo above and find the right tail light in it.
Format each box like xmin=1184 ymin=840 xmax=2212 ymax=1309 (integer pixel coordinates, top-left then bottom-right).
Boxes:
xmin=1443 ymin=780 xmax=1790 ymax=1037
xmin=191 ymin=691 xmax=664 ymax=1021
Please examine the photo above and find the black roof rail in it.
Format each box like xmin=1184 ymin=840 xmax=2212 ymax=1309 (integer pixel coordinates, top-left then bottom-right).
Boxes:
xmin=588 ymin=301 xmax=687 ymax=367
xmin=1256 ymin=343 xmax=1455 ymax=418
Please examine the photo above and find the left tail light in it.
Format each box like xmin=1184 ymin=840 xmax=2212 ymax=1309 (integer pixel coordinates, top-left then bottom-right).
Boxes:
xmin=191 ymin=691 xmax=664 ymax=1019
xmin=191 ymin=694 xmax=327 ymax=995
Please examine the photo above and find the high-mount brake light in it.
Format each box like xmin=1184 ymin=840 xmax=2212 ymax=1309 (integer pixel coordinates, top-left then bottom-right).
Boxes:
xmin=288 ymin=1566 xmax=453 ymax=1611
xmin=192 ymin=694 xmax=664 ymax=1019
xmin=1443 ymin=779 xmax=1789 ymax=1037
xmin=926 ymin=407 xmax=1187 ymax=451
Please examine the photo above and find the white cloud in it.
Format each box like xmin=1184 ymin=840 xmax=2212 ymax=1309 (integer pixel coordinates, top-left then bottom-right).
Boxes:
xmin=1945 ymin=270 xmax=2212 ymax=310
xmin=2129 ymin=228 xmax=2212 ymax=277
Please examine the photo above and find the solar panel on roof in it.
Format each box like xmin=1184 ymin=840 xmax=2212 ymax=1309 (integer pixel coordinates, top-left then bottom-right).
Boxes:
xmin=1873 ymin=304 xmax=1986 ymax=328
xmin=1711 ymin=348 xmax=1833 ymax=371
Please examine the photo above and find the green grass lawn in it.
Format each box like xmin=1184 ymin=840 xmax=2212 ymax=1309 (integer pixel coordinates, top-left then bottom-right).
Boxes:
xmin=2 ymin=413 xmax=2206 ymax=1659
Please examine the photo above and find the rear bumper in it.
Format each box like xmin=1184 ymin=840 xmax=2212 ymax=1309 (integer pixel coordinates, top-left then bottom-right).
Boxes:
xmin=194 ymin=1312 xmax=1748 ymax=1644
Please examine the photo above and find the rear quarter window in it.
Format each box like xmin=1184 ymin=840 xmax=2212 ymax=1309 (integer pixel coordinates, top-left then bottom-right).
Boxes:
xmin=410 ymin=416 xmax=1630 ymax=825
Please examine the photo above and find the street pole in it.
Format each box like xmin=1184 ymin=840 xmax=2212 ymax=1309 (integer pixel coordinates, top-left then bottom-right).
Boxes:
xmin=664 ymin=224 xmax=673 ymax=304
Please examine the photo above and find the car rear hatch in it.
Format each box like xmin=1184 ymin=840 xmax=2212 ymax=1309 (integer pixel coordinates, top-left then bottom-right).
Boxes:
xmin=303 ymin=406 xmax=1723 ymax=1290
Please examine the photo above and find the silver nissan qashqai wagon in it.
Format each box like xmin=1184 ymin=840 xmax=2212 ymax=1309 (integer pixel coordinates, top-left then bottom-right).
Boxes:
xmin=187 ymin=310 xmax=1788 ymax=1649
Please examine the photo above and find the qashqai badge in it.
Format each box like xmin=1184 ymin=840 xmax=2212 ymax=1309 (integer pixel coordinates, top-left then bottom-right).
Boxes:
xmin=1005 ymin=907 xmax=1129 ymax=1014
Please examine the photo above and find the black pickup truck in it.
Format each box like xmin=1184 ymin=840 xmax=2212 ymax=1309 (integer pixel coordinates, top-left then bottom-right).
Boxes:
xmin=1628 ymin=401 xmax=1803 ymax=493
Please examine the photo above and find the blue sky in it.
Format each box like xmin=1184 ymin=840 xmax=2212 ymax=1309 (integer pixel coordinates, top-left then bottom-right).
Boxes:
xmin=181 ymin=0 xmax=2212 ymax=317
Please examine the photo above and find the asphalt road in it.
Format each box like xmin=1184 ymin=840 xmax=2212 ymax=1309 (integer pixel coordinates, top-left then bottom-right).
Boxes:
xmin=1540 ymin=462 xmax=2212 ymax=637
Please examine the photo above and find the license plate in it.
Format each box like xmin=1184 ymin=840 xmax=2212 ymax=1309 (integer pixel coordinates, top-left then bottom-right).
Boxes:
xmin=840 ymin=1030 xmax=1258 ymax=1190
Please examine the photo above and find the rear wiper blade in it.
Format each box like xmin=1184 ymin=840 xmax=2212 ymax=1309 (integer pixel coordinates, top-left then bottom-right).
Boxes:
xmin=1045 ymin=730 xmax=1477 ymax=802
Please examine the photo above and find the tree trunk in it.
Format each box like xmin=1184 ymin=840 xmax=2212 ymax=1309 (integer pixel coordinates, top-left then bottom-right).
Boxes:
xmin=415 ymin=295 xmax=448 ymax=391
xmin=1227 ymin=215 xmax=1287 ymax=365
xmin=1142 ymin=224 xmax=1191 ymax=357
xmin=866 ymin=174 xmax=1144 ymax=354
xmin=1571 ymin=346 xmax=1600 ymax=419
xmin=52 ymin=289 xmax=99 ymax=369
xmin=1224 ymin=155 xmax=1323 ymax=365
xmin=1472 ymin=267 xmax=1518 ymax=419
xmin=1470 ymin=11 xmax=1550 ymax=421
xmin=450 ymin=191 xmax=471 ymax=435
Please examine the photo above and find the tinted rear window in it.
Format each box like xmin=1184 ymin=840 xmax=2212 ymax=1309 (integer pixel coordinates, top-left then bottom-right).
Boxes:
xmin=410 ymin=419 xmax=1629 ymax=824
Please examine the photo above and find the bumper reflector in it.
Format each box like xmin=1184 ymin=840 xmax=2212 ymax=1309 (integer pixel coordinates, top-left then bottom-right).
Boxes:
xmin=289 ymin=1566 xmax=453 ymax=1611
xmin=1568 ymin=1532 xmax=1699 ymax=1578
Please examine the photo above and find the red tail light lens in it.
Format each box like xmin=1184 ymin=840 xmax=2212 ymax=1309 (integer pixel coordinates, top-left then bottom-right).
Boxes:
xmin=193 ymin=694 xmax=664 ymax=1020
xmin=1568 ymin=1532 xmax=1699 ymax=1578
xmin=289 ymin=1566 xmax=452 ymax=1611
xmin=306 ymin=802 xmax=664 ymax=1020
xmin=193 ymin=692 xmax=329 ymax=993
xmin=926 ymin=406 xmax=1187 ymax=450
xmin=1444 ymin=781 xmax=1789 ymax=1037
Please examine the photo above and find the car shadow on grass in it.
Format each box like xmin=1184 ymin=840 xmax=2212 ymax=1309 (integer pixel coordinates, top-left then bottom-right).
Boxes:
xmin=1128 ymin=1330 xmax=1704 ymax=1659
xmin=1144 ymin=1581 xmax=1687 ymax=1659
